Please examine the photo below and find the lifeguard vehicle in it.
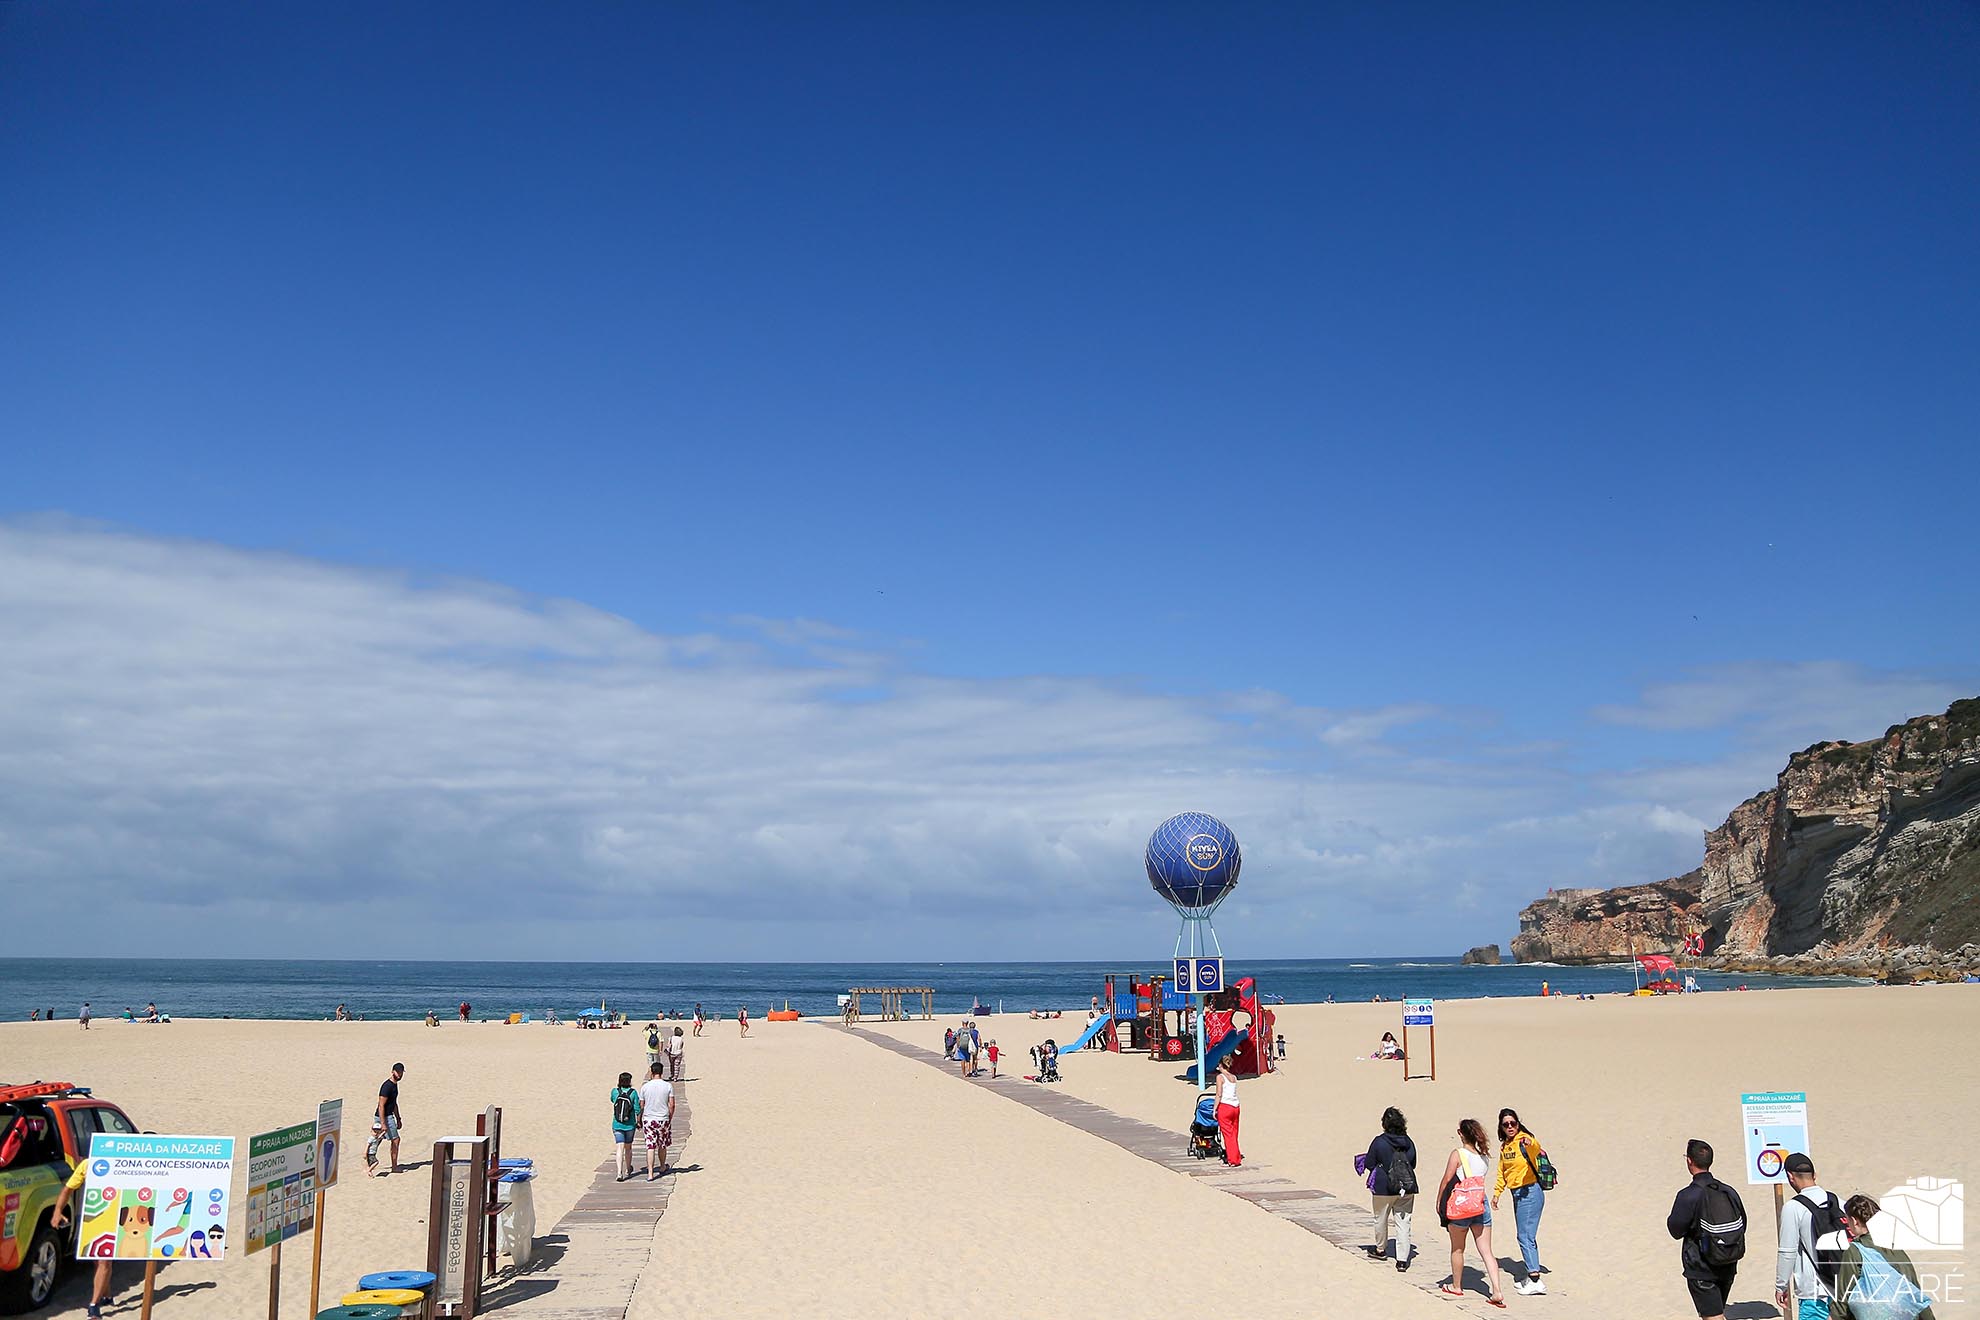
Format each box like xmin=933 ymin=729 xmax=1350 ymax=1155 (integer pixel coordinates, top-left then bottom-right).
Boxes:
xmin=0 ymin=1083 xmax=141 ymax=1314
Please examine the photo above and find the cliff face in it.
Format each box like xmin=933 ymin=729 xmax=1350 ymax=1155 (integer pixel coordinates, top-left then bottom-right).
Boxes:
xmin=1511 ymin=874 xmax=1703 ymax=964
xmin=1515 ymin=698 xmax=1980 ymax=971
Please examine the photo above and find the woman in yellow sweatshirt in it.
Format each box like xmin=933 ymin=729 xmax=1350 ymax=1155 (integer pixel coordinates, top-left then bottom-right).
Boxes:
xmin=1492 ymin=1108 xmax=1547 ymax=1294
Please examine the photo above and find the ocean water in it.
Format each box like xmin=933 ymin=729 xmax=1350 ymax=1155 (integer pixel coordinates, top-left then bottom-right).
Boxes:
xmin=0 ymin=956 xmax=1866 ymax=1022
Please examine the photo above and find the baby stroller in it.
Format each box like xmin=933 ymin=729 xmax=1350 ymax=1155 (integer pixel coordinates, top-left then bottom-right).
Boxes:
xmin=1188 ymin=1090 xmax=1223 ymax=1160
xmin=1033 ymin=1040 xmax=1061 ymax=1082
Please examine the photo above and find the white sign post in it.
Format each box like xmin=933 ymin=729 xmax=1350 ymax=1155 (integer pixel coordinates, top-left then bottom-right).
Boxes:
xmin=1742 ymin=1091 xmax=1811 ymax=1315
xmin=1402 ymin=998 xmax=1436 ymax=1081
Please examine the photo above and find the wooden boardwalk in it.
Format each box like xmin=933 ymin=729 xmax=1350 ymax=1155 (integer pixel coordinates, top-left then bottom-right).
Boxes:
xmin=840 ymin=1026 xmax=1523 ymax=1315
xmin=483 ymin=1081 xmax=694 ymax=1319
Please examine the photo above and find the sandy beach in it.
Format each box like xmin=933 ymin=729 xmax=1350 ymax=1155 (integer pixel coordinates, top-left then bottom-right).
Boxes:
xmin=6 ymin=984 xmax=1974 ymax=1319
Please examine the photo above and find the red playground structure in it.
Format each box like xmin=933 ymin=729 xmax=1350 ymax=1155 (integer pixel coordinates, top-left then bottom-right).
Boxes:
xmin=1202 ymin=976 xmax=1277 ymax=1076
xmin=1106 ymin=972 xmax=1277 ymax=1075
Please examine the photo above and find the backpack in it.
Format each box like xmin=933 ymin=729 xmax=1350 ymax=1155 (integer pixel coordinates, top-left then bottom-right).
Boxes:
xmin=1795 ymin=1192 xmax=1850 ymax=1292
xmin=613 ymin=1088 xmax=637 ymax=1126
xmin=648 ymin=1030 xmax=660 ymax=1050
xmin=1851 ymin=1244 xmax=1932 ymax=1320
xmin=1697 ymin=1180 xmax=1747 ymax=1268
xmin=1520 ymin=1137 xmax=1558 ymax=1191
xmin=1382 ymin=1138 xmax=1419 ymax=1196
xmin=1445 ymin=1154 xmax=1486 ymax=1220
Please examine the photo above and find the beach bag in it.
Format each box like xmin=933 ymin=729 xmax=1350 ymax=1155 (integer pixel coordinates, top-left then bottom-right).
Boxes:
xmin=1522 ymin=1139 xmax=1558 ymax=1190
xmin=612 ymin=1089 xmax=636 ymax=1126
xmin=1384 ymin=1141 xmax=1419 ymax=1196
xmin=1446 ymin=1159 xmax=1486 ymax=1220
xmin=1795 ymin=1192 xmax=1850 ymax=1291
xmin=1849 ymin=1245 xmax=1932 ymax=1320
xmin=1697 ymin=1180 xmax=1747 ymax=1267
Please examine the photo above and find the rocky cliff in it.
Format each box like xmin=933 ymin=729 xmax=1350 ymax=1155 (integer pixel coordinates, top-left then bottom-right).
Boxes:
xmin=1513 ymin=698 xmax=1980 ymax=974
xmin=1511 ymin=875 xmax=1703 ymax=964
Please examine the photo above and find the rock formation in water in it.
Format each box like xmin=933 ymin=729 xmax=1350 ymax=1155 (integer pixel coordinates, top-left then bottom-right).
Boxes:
xmin=1512 ymin=698 xmax=1980 ymax=978
xmin=1460 ymin=944 xmax=1502 ymax=965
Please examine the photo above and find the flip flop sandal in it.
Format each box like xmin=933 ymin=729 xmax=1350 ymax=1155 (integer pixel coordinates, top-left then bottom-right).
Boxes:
xmin=1438 ymin=1285 xmax=1466 ymax=1298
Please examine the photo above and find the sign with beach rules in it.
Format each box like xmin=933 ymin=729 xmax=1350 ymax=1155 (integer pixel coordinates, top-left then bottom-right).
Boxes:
xmin=1741 ymin=1091 xmax=1809 ymax=1185
xmin=1174 ymin=957 xmax=1224 ymax=995
xmin=316 ymin=1099 xmax=343 ymax=1190
xmin=246 ymin=1120 xmax=317 ymax=1254
xmin=1403 ymin=998 xmax=1434 ymax=1026
xmin=76 ymin=1133 xmax=235 ymax=1261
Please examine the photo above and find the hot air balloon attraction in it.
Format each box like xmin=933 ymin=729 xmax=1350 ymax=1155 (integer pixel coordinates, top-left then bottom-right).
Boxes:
xmin=1145 ymin=812 xmax=1241 ymax=1087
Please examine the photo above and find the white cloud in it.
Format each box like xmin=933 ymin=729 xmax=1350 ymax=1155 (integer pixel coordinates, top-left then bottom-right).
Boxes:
xmin=1 ymin=521 xmax=1968 ymax=961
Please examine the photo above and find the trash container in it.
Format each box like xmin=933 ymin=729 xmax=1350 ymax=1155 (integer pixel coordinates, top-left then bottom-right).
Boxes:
xmin=342 ymin=1289 xmax=425 ymax=1310
xmin=316 ymin=1307 xmax=403 ymax=1320
xmin=496 ymin=1169 xmax=536 ymax=1267
xmin=355 ymin=1270 xmax=435 ymax=1320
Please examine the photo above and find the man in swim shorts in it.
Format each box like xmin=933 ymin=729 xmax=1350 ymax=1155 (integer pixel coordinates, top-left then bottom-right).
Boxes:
xmin=367 ymin=1062 xmax=406 ymax=1175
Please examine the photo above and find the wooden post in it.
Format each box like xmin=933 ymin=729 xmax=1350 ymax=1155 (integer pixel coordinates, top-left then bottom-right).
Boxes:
xmin=308 ymin=1189 xmax=327 ymax=1317
xmin=140 ymin=1261 xmax=157 ymax=1320
xmin=266 ymin=1239 xmax=281 ymax=1320
xmin=1429 ymin=1024 xmax=1438 ymax=1082
xmin=478 ymin=1107 xmax=503 ymax=1283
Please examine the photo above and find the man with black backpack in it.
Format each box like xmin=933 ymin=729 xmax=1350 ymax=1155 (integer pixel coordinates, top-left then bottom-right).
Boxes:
xmin=1668 ymin=1138 xmax=1748 ymax=1320
xmin=1777 ymin=1153 xmax=1844 ymax=1319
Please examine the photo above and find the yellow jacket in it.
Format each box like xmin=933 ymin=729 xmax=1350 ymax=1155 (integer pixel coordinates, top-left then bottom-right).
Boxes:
xmin=1494 ymin=1133 xmax=1540 ymax=1197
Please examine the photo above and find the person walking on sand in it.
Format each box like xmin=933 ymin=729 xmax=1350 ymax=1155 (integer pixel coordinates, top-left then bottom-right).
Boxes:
xmin=667 ymin=1025 xmax=686 ymax=1081
xmin=610 ymin=1071 xmax=640 ymax=1181
xmin=1834 ymin=1194 xmax=1938 ymax=1320
xmin=1363 ymin=1106 xmax=1418 ymax=1271
xmin=647 ymin=1024 xmax=663 ymax=1073
xmin=987 ymin=1039 xmax=1000 ymax=1078
xmin=1493 ymin=1107 xmax=1549 ymax=1294
xmin=637 ymin=1062 xmax=676 ymax=1180
xmin=1214 ymin=1056 xmax=1242 ymax=1167
xmin=366 ymin=1062 xmax=406 ymax=1176
xmin=968 ymin=1020 xmax=982 ymax=1076
xmin=459 ymin=1000 xmax=471 ymax=1022
xmin=1436 ymin=1118 xmax=1506 ymax=1307
xmin=693 ymin=1003 xmax=704 ymax=1037
xmin=737 ymin=1005 xmax=750 ymax=1037
xmin=1778 ymin=1153 xmax=1844 ymax=1320
xmin=1668 ymin=1138 xmax=1747 ymax=1320
xmin=79 ymin=1001 xmax=90 ymax=1030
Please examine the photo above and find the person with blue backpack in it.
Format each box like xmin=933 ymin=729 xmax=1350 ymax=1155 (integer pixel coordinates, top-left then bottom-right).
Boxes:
xmin=1833 ymin=1194 xmax=1937 ymax=1320
xmin=1668 ymin=1138 xmax=1749 ymax=1320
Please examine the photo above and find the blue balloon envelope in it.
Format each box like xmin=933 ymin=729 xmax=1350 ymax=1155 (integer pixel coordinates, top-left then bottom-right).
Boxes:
xmin=1146 ymin=812 xmax=1241 ymax=914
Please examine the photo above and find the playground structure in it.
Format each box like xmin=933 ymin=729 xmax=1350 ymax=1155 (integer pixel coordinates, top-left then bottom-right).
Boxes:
xmin=843 ymin=987 xmax=935 ymax=1022
xmin=1098 ymin=971 xmax=1276 ymax=1075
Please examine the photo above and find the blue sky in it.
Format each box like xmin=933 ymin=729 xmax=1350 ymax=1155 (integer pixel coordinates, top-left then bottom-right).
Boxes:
xmin=2 ymin=4 xmax=1976 ymax=960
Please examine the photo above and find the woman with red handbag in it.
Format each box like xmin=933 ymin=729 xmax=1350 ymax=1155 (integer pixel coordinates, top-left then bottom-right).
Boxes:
xmin=1438 ymin=1118 xmax=1507 ymax=1308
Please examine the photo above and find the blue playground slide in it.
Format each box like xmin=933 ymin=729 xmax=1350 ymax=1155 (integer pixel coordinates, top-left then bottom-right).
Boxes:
xmin=1201 ymin=1027 xmax=1250 ymax=1075
xmin=1058 ymin=1009 xmax=1114 ymax=1055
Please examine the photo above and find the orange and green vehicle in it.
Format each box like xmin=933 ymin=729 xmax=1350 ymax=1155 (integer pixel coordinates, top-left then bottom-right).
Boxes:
xmin=0 ymin=1084 xmax=141 ymax=1314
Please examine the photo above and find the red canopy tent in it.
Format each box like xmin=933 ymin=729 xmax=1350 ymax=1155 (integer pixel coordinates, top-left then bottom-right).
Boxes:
xmin=1636 ymin=954 xmax=1676 ymax=973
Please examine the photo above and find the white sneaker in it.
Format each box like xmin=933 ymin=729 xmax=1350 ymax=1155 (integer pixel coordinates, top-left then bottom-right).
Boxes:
xmin=1516 ymin=1278 xmax=1547 ymax=1295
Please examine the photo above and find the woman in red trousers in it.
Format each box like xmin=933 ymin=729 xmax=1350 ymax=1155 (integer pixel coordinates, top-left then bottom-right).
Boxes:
xmin=1215 ymin=1056 xmax=1242 ymax=1166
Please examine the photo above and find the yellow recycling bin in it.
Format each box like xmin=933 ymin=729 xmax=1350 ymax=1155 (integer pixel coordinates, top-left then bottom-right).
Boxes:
xmin=342 ymin=1288 xmax=424 ymax=1309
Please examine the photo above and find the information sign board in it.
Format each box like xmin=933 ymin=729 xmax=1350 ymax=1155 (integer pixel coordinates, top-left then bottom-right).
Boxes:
xmin=76 ymin=1134 xmax=235 ymax=1260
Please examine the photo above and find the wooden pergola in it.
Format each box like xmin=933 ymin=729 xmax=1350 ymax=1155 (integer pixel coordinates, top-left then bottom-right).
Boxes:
xmin=845 ymin=986 xmax=934 ymax=1022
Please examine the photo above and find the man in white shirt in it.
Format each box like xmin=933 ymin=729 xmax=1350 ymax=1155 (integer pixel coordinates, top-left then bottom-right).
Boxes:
xmin=637 ymin=1063 xmax=676 ymax=1181
xmin=1776 ymin=1152 xmax=1843 ymax=1319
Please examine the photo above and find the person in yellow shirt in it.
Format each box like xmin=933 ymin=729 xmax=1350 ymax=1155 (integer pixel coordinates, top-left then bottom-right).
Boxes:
xmin=50 ymin=1160 xmax=115 ymax=1319
xmin=1492 ymin=1108 xmax=1548 ymax=1295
